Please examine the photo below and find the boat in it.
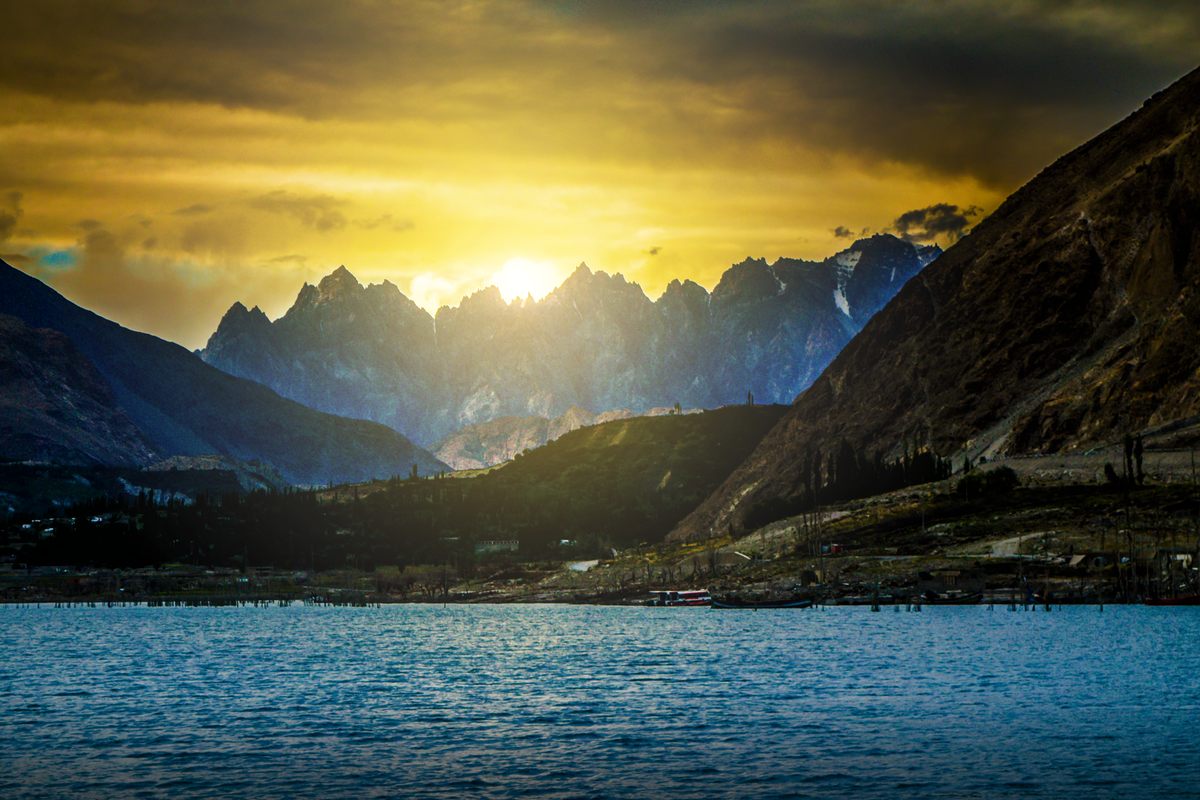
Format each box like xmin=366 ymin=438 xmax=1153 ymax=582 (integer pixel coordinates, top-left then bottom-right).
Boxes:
xmin=1144 ymin=593 xmax=1200 ymax=607
xmin=711 ymin=597 xmax=814 ymax=609
xmin=920 ymin=590 xmax=983 ymax=605
xmin=645 ymin=589 xmax=712 ymax=607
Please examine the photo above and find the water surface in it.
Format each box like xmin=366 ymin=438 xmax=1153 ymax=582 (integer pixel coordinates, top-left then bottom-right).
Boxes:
xmin=3 ymin=603 xmax=1198 ymax=799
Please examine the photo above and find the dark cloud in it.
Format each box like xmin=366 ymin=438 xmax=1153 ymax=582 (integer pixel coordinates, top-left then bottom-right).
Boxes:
xmin=173 ymin=204 xmax=215 ymax=216
xmin=831 ymin=226 xmax=854 ymax=239
xmin=1 ymin=252 xmax=32 ymax=264
xmin=82 ymin=227 xmax=122 ymax=259
xmin=889 ymin=203 xmax=981 ymax=243
xmin=248 ymin=191 xmax=347 ymax=232
xmin=2 ymin=1 xmax=1198 ymax=199
xmin=76 ymin=219 xmax=103 ymax=232
xmin=541 ymin=2 xmax=1200 ymax=185
xmin=0 ymin=0 xmax=543 ymax=117
xmin=265 ymin=254 xmax=308 ymax=264
xmin=648 ymin=246 xmax=661 ymax=256
xmin=0 ymin=191 xmax=22 ymax=241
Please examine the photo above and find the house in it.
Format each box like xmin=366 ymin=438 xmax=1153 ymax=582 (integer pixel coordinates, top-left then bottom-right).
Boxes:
xmin=475 ymin=540 xmax=519 ymax=555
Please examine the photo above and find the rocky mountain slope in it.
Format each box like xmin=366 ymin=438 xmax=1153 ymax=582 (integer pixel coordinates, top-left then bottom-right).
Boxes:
xmin=0 ymin=314 xmax=161 ymax=467
xmin=668 ymin=64 xmax=1200 ymax=543
xmin=201 ymin=235 xmax=938 ymax=445
xmin=0 ymin=262 xmax=449 ymax=486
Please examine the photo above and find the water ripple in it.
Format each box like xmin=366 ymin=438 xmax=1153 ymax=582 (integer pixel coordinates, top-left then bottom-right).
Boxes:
xmin=3 ymin=604 xmax=1200 ymax=799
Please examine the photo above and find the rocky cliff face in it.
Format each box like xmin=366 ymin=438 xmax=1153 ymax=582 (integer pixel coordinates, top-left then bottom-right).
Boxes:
xmin=667 ymin=64 xmax=1200 ymax=543
xmin=201 ymin=235 xmax=936 ymax=446
xmin=204 ymin=265 xmax=450 ymax=444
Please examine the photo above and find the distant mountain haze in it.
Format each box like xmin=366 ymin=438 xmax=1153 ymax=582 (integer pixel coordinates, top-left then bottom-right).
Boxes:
xmin=201 ymin=234 xmax=940 ymax=447
xmin=668 ymin=64 xmax=1200 ymax=543
xmin=0 ymin=263 xmax=449 ymax=486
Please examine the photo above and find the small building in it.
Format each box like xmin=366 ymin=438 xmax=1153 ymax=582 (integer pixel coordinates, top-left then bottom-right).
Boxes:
xmin=475 ymin=540 xmax=519 ymax=555
xmin=916 ymin=568 xmax=985 ymax=595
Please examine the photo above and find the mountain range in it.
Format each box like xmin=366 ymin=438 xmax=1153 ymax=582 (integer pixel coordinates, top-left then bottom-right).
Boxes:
xmin=668 ymin=64 xmax=1200 ymax=543
xmin=200 ymin=234 xmax=939 ymax=447
xmin=10 ymin=59 xmax=1198 ymax=545
xmin=0 ymin=263 xmax=449 ymax=486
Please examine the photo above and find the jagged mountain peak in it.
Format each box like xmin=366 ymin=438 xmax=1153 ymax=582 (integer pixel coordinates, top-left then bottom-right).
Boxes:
xmin=914 ymin=243 xmax=943 ymax=266
xmin=436 ymin=285 xmax=507 ymax=326
xmin=201 ymin=232 xmax=935 ymax=446
xmin=316 ymin=264 xmax=363 ymax=302
xmin=711 ymin=257 xmax=780 ymax=310
xmin=657 ymin=277 xmax=709 ymax=303
xmin=205 ymin=301 xmax=273 ymax=350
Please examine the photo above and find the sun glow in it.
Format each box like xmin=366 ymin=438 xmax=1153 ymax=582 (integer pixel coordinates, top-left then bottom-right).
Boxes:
xmin=491 ymin=257 xmax=562 ymax=304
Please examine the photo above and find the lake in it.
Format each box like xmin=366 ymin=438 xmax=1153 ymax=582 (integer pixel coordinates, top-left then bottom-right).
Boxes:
xmin=2 ymin=603 xmax=1199 ymax=799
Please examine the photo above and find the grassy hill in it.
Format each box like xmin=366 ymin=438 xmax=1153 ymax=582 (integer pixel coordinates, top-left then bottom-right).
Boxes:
xmin=465 ymin=404 xmax=791 ymax=551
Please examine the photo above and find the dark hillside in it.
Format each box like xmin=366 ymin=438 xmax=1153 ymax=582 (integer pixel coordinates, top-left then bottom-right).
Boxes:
xmin=0 ymin=262 xmax=448 ymax=486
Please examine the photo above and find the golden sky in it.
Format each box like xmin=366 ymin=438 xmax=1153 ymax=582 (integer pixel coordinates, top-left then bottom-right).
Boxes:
xmin=2 ymin=0 xmax=1197 ymax=349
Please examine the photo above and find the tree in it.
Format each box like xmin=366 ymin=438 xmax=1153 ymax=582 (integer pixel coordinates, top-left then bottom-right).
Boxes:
xmin=1134 ymin=434 xmax=1145 ymax=485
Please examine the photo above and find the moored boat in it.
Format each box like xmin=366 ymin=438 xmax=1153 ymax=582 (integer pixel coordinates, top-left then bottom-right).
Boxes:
xmin=1145 ymin=593 xmax=1200 ymax=607
xmin=645 ymin=589 xmax=712 ymax=607
xmin=921 ymin=590 xmax=983 ymax=605
xmin=711 ymin=597 xmax=814 ymax=610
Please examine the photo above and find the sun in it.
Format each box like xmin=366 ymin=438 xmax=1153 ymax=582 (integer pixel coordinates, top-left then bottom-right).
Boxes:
xmin=491 ymin=257 xmax=561 ymax=304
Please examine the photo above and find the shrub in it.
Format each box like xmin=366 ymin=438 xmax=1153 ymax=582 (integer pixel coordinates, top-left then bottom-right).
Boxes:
xmin=955 ymin=465 xmax=1019 ymax=498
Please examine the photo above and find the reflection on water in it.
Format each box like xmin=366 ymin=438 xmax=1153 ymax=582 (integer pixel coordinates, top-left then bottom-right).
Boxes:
xmin=3 ymin=604 xmax=1199 ymax=799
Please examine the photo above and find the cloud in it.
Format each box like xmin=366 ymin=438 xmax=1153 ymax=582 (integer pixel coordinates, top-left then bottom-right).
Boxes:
xmin=4 ymin=0 xmax=1199 ymax=351
xmin=889 ymin=203 xmax=981 ymax=243
xmin=0 ymin=191 xmax=22 ymax=240
xmin=3 ymin=1 xmax=1195 ymax=188
xmin=173 ymin=203 xmax=215 ymax=216
xmin=25 ymin=218 xmax=308 ymax=348
xmin=545 ymin=1 xmax=1200 ymax=185
xmin=359 ymin=213 xmax=415 ymax=233
xmin=248 ymin=191 xmax=347 ymax=232
xmin=1 ymin=252 xmax=32 ymax=264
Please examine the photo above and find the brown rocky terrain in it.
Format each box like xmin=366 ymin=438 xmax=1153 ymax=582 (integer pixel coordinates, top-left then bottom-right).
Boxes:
xmin=669 ymin=64 xmax=1200 ymax=543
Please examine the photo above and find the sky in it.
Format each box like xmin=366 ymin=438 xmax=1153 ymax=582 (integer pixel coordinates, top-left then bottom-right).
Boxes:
xmin=2 ymin=0 xmax=1198 ymax=350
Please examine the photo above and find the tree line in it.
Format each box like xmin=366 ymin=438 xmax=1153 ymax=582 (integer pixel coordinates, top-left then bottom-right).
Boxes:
xmin=744 ymin=438 xmax=954 ymax=531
